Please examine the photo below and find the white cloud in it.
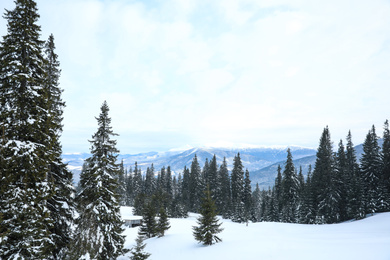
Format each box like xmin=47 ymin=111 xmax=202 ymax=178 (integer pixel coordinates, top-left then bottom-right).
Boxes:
xmin=1 ymin=0 xmax=390 ymax=153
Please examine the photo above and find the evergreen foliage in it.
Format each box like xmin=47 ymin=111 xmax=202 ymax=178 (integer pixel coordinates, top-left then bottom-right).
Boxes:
xmin=157 ymin=207 xmax=171 ymax=237
xmin=71 ymin=102 xmax=127 ymax=259
xmin=193 ymin=187 xmax=223 ymax=246
xmin=361 ymin=125 xmax=383 ymax=213
xmin=0 ymin=0 xmax=72 ymax=258
xmin=129 ymin=235 xmax=151 ymax=260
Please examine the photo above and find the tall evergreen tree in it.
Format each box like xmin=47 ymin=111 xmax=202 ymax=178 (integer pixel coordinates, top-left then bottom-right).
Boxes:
xmin=208 ymin=155 xmax=219 ymax=198
xmin=189 ymin=154 xmax=203 ymax=212
xmin=139 ymin=202 xmax=158 ymax=239
xmin=43 ymin=33 xmax=75 ymax=260
xmin=193 ymin=187 xmax=223 ymax=246
xmin=360 ymin=125 xmax=384 ymax=213
xmin=243 ymin=169 xmax=252 ymax=221
xmin=216 ymin=157 xmax=231 ymax=218
xmin=345 ymin=131 xmax=365 ymax=219
xmin=71 ymin=102 xmax=127 ymax=259
xmin=335 ymin=140 xmax=348 ymax=221
xmin=231 ymin=153 xmax=245 ymax=222
xmin=382 ymin=120 xmax=390 ymax=211
xmin=311 ymin=127 xmax=340 ymax=223
xmin=274 ymin=165 xmax=283 ymax=221
xmin=281 ymin=148 xmax=298 ymax=223
xmin=0 ymin=1 xmax=56 ymax=257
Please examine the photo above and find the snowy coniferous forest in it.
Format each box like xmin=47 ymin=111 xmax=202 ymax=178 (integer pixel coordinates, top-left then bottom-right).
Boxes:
xmin=1 ymin=0 xmax=390 ymax=259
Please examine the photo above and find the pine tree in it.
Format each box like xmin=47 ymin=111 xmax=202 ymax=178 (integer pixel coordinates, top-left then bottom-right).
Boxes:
xmin=43 ymin=33 xmax=75 ymax=260
xmin=345 ymin=131 xmax=365 ymax=219
xmin=251 ymin=183 xmax=262 ymax=222
xmin=311 ymin=127 xmax=340 ymax=223
xmin=181 ymin=166 xmax=191 ymax=212
xmin=243 ymin=169 xmax=252 ymax=222
xmin=71 ymin=102 xmax=127 ymax=259
xmin=335 ymin=140 xmax=348 ymax=221
xmin=139 ymin=202 xmax=158 ymax=239
xmin=231 ymin=153 xmax=245 ymax=222
xmin=0 ymin=1 xmax=56 ymax=257
xmin=360 ymin=125 xmax=383 ymax=214
xmin=208 ymin=155 xmax=219 ymax=198
xmin=193 ymin=187 xmax=223 ymax=246
xmin=281 ymin=148 xmax=299 ymax=223
xmin=157 ymin=207 xmax=171 ymax=237
xmin=189 ymin=154 xmax=203 ymax=212
xmin=129 ymin=235 xmax=151 ymax=260
xmin=299 ymin=165 xmax=315 ymax=224
xmin=382 ymin=120 xmax=390 ymax=211
xmin=216 ymin=157 xmax=231 ymax=218
xmin=274 ymin=165 xmax=283 ymax=221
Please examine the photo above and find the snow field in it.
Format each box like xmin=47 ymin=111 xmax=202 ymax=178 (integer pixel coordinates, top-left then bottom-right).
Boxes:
xmin=119 ymin=209 xmax=390 ymax=260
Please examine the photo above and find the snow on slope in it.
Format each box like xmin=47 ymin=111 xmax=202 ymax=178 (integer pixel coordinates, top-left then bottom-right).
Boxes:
xmin=119 ymin=209 xmax=390 ymax=260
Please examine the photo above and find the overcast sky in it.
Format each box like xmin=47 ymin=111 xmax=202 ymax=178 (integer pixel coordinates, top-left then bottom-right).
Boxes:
xmin=1 ymin=0 xmax=390 ymax=154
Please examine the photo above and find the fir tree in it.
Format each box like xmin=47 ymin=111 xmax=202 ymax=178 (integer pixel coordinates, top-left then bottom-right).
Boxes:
xmin=281 ymin=148 xmax=299 ymax=223
xmin=0 ymin=0 xmax=56 ymax=257
xmin=139 ymin=202 xmax=158 ymax=239
xmin=345 ymin=131 xmax=365 ymax=219
xmin=335 ymin=140 xmax=348 ymax=221
xmin=251 ymin=183 xmax=262 ymax=222
xmin=243 ymin=169 xmax=252 ymax=222
xmin=189 ymin=154 xmax=203 ymax=212
xmin=382 ymin=120 xmax=390 ymax=211
xmin=193 ymin=187 xmax=223 ymax=246
xmin=216 ymin=157 xmax=232 ymax=218
xmin=360 ymin=125 xmax=383 ymax=214
xmin=71 ymin=101 xmax=127 ymax=259
xmin=312 ymin=127 xmax=340 ymax=223
xmin=231 ymin=153 xmax=245 ymax=222
xmin=208 ymin=155 xmax=219 ymax=198
xmin=44 ymin=33 xmax=75 ymax=260
xmin=157 ymin=207 xmax=171 ymax=237
xmin=129 ymin=235 xmax=151 ymax=260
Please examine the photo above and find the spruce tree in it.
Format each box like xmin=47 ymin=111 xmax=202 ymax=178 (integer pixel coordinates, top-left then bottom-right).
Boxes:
xmin=130 ymin=235 xmax=151 ymax=260
xmin=281 ymin=148 xmax=299 ymax=223
xmin=335 ymin=140 xmax=348 ymax=221
xmin=189 ymin=154 xmax=203 ymax=212
xmin=71 ymin=101 xmax=127 ymax=259
xmin=345 ymin=131 xmax=365 ymax=219
xmin=360 ymin=125 xmax=383 ymax=214
xmin=43 ymin=34 xmax=75 ymax=259
xmin=216 ymin=157 xmax=232 ymax=218
xmin=139 ymin=202 xmax=158 ymax=239
xmin=157 ymin=207 xmax=171 ymax=237
xmin=0 ymin=0 xmax=56 ymax=257
xmin=193 ymin=187 xmax=223 ymax=246
xmin=311 ymin=127 xmax=340 ymax=223
xmin=231 ymin=153 xmax=245 ymax=222
xmin=382 ymin=120 xmax=390 ymax=211
xmin=243 ymin=169 xmax=252 ymax=222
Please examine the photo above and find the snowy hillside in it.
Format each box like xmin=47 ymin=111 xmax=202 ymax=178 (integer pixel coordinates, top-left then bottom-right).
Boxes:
xmin=119 ymin=209 xmax=390 ymax=260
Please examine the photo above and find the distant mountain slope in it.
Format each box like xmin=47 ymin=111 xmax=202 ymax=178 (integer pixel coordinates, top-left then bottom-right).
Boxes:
xmin=251 ymin=139 xmax=383 ymax=189
xmin=63 ymin=146 xmax=317 ymax=183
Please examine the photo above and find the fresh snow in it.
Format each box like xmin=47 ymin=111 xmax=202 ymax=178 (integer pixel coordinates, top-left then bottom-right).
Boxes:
xmin=119 ymin=208 xmax=390 ymax=260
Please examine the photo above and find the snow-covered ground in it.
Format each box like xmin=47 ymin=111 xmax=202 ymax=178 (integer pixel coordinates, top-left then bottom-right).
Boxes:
xmin=119 ymin=207 xmax=390 ymax=260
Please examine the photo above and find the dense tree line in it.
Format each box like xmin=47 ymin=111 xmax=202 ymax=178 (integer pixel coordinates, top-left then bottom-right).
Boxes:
xmin=120 ymin=153 xmax=252 ymax=223
xmin=254 ymin=123 xmax=390 ymax=224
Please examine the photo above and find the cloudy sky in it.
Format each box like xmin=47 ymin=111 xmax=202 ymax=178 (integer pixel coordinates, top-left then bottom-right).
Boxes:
xmin=1 ymin=0 xmax=390 ymax=154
